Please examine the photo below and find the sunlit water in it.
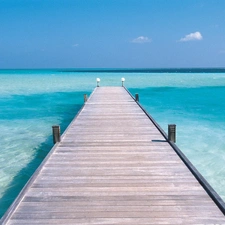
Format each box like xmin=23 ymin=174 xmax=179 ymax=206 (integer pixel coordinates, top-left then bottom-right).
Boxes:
xmin=1 ymin=69 xmax=225 ymax=217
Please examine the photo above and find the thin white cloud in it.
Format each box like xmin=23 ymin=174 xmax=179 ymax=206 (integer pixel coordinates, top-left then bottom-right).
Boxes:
xmin=179 ymin=31 xmax=203 ymax=42
xmin=131 ymin=36 xmax=151 ymax=44
xmin=219 ymin=50 xmax=225 ymax=54
xmin=72 ymin=44 xmax=79 ymax=47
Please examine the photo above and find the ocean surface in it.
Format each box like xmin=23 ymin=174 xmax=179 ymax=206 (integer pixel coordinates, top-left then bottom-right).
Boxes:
xmin=1 ymin=69 xmax=225 ymax=217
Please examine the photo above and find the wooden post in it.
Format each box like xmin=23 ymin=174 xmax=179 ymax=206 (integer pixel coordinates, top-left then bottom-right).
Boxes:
xmin=84 ymin=94 xmax=88 ymax=102
xmin=168 ymin=124 xmax=176 ymax=143
xmin=135 ymin=93 xmax=139 ymax=102
xmin=52 ymin=125 xmax=60 ymax=144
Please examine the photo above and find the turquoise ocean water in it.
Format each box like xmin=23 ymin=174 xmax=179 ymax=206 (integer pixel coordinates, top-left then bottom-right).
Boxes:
xmin=0 ymin=69 xmax=225 ymax=217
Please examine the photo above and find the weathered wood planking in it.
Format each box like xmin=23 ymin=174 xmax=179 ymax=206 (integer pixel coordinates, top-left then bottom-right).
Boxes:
xmin=1 ymin=86 xmax=225 ymax=225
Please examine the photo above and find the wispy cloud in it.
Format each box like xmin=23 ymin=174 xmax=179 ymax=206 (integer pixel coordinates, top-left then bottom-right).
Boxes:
xmin=179 ymin=31 xmax=203 ymax=42
xmin=72 ymin=44 xmax=79 ymax=47
xmin=131 ymin=36 xmax=151 ymax=44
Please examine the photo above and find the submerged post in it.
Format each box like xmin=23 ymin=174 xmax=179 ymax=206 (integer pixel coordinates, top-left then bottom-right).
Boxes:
xmin=121 ymin=77 xmax=125 ymax=87
xmin=168 ymin=124 xmax=176 ymax=143
xmin=135 ymin=93 xmax=139 ymax=102
xmin=96 ymin=78 xmax=100 ymax=87
xmin=52 ymin=125 xmax=60 ymax=144
xmin=84 ymin=94 xmax=88 ymax=102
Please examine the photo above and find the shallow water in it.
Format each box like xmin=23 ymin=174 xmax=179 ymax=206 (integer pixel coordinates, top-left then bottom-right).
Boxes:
xmin=1 ymin=69 xmax=225 ymax=217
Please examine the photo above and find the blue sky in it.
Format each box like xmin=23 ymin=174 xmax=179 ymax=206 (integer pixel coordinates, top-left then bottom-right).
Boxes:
xmin=0 ymin=0 xmax=225 ymax=68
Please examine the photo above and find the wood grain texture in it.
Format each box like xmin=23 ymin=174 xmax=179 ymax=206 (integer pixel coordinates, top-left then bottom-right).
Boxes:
xmin=2 ymin=87 xmax=225 ymax=224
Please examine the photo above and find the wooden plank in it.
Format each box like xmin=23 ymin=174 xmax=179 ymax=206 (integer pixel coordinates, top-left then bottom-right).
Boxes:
xmin=1 ymin=86 xmax=225 ymax=224
xmin=6 ymin=218 xmax=225 ymax=225
xmin=10 ymin=211 xmax=222 ymax=219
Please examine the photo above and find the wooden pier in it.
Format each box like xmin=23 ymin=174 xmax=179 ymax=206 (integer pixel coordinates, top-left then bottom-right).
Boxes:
xmin=1 ymin=86 xmax=225 ymax=224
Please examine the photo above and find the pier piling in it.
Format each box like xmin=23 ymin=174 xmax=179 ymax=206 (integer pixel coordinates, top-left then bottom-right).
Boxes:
xmin=84 ymin=94 xmax=88 ymax=102
xmin=168 ymin=124 xmax=176 ymax=143
xmin=135 ymin=93 xmax=139 ymax=102
xmin=52 ymin=125 xmax=60 ymax=144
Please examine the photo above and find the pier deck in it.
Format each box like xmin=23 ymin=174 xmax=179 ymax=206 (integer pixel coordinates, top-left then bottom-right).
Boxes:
xmin=1 ymin=87 xmax=225 ymax=224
